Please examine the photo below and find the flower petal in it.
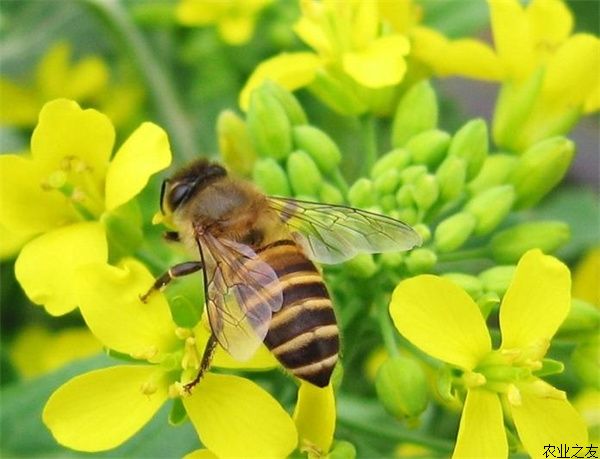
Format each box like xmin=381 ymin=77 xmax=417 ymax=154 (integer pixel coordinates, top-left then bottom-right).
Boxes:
xmin=0 ymin=154 xmax=77 ymax=234
xmin=183 ymin=450 xmax=219 ymax=459
xmin=0 ymin=222 xmax=34 ymax=260
xmin=500 ymin=249 xmax=570 ymax=351
xmin=390 ymin=275 xmax=491 ymax=370
xmin=572 ymin=247 xmax=600 ymax=306
xmin=218 ymin=15 xmax=255 ymax=45
xmin=15 ymin=222 xmax=107 ymax=315
xmin=452 ymin=389 xmax=507 ymax=459
xmin=43 ymin=365 xmax=168 ymax=452
xmin=0 ymin=79 xmax=39 ymax=126
xmin=488 ymin=0 xmax=535 ymax=80
xmin=184 ymin=373 xmax=298 ymax=458
xmin=411 ymin=27 xmax=503 ymax=81
xmin=31 ymin=99 xmax=114 ymax=186
xmin=239 ymin=52 xmax=321 ymax=110
xmin=293 ymin=382 xmax=335 ymax=455
xmin=511 ymin=383 xmax=588 ymax=457
xmin=342 ymin=35 xmax=409 ymax=87
xmin=105 ymin=122 xmax=171 ymax=211
xmin=526 ymin=0 xmax=573 ymax=54
xmin=75 ymin=258 xmax=178 ymax=359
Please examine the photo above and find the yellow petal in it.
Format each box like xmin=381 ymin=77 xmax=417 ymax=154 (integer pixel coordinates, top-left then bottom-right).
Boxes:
xmin=350 ymin=0 xmax=378 ymax=49
xmin=526 ymin=0 xmax=573 ymax=56
xmin=31 ymin=99 xmax=114 ymax=186
xmin=572 ymin=247 xmax=600 ymax=306
xmin=342 ymin=35 xmax=409 ymax=88
xmin=15 ymin=222 xmax=108 ymax=315
xmin=43 ymin=365 xmax=168 ymax=452
xmin=218 ymin=15 xmax=255 ymax=45
xmin=176 ymin=0 xmax=222 ymax=25
xmin=183 ymin=449 xmax=219 ymax=459
xmin=500 ymin=249 xmax=570 ymax=351
xmin=67 ymin=56 xmax=109 ymax=101
xmin=0 ymin=154 xmax=77 ymax=234
xmin=390 ymin=275 xmax=491 ymax=370
xmin=488 ymin=0 xmax=535 ymax=80
xmin=0 ymin=79 xmax=40 ymax=126
xmin=10 ymin=325 xmax=102 ymax=379
xmin=543 ymin=34 xmax=600 ymax=111
xmin=184 ymin=373 xmax=298 ymax=458
xmin=452 ymin=389 xmax=507 ymax=459
xmin=240 ymin=52 xmax=321 ymax=110
xmin=35 ymin=42 xmax=70 ymax=100
xmin=294 ymin=3 xmax=331 ymax=55
xmin=511 ymin=383 xmax=588 ymax=458
xmin=411 ymin=27 xmax=503 ymax=81
xmin=104 ymin=122 xmax=171 ymax=211
xmin=195 ymin=323 xmax=278 ymax=369
xmin=293 ymin=382 xmax=335 ymax=455
xmin=0 ymin=222 xmax=33 ymax=260
xmin=75 ymin=258 xmax=178 ymax=359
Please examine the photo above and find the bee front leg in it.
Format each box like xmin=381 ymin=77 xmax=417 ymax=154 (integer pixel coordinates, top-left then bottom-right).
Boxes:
xmin=184 ymin=333 xmax=218 ymax=393
xmin=139 ymin=261 xmax=203 ymax=303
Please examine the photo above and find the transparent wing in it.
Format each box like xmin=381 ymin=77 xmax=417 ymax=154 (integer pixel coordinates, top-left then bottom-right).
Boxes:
xmin=199 ymin=234 xmax=283 ymax=361
xmin=268 ymin=197 xmax=422 ymax=264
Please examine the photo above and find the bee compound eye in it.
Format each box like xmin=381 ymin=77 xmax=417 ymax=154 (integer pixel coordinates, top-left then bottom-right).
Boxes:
xmin=168 ymin=182 xmax=193 ymax=210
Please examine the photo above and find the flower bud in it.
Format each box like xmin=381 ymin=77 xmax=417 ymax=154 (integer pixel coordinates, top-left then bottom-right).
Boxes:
xmin=493 ymin=69 xmax=543 ymax=151
xmin=374 ymin=169 xmax=401 ymax=196
xmin=395 ymin=185 xmax=414 ymax=208
xmin=345 ymin=253 xmax=378 ymax=278
xmin=348 ymin=178 xmax=376 ymax=208
xmin=252 ymin=157 xmax=291 ymax=196
xmin=479 ymin=265 xmax=516 ymax=297
xmin=396 ymin=207 xmax=418 ymax=225
xmin=443 ymin=273 xmax=483 ymax=298
xmin=262 ymin=80 xmax=307 ymax=125
xmin=379 ymin=252 xmax=404 ymax=268
xmin=411 ymin=174 xmax=439 ymax=212
xmin=287 ymin=150 xmax=323 ymax=196
xmin=490 ymin=221 xmax=570 ymax=263
xmin=436 ymin=156 xmax=467 ymax=202
xmin=217 ymin=110 xmax=256 ymax=176
xmin=400 ymin=165 xmax=427 ymax=185
xmin=509 ymin=137 xmax=575 ymax=209
xmin=375 ymin=356 xmax=428 ymax=420
xmin=379 ymin=195 xmax=397 ymax=213
xmin=405 ymin=248 xmax=437 ymax=274
xmin=327 ymin=441 xmax=357 ymax=459
xmin=468 ymin=154 xmax=518 ymax=195
xmin=413 ymin=224 xmax=431 ymax=244
xmin=370 ymin=148 xmax=411 ymax=179
xmin=405 ymin=129 xmax=451 ymax=169
xmin=448 ymin=119 xmax=488 ymax=180
xmin=557 ymin=299 xmax=600 ymax=339
xmin=477 ymin=292 xmax=500 ymax=319
xmin=319 ymin=182 xmax=344 ymax=204
xmin=434 ymin=212 xmax=476 ymax=252
xmin=309 ymin=68 xmax=367 ymax=116
xmin=465 ymin=185 xmax=515 ymax=235
xmin=392 ymin=81 xmax=438 ymax=147
xmin=292 ymin=125 xmax=341 ymax=174
xmin=247 ymin=86 xmax=292 ymax=160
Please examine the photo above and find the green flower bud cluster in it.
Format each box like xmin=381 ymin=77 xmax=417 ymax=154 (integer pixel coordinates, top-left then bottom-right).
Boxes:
xmin=237 ymin=81 xmax=347 ymax=202
xmin=345 ymin=80 xmax=574 ymax=275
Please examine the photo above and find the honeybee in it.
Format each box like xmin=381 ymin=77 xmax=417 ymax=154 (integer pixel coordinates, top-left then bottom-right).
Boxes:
xmin=141 ymin=159 xmax=421 ymax=390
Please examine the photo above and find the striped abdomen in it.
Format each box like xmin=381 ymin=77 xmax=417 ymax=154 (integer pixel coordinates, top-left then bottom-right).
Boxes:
xmin=259 ymin=240 xmax=339 ymax=388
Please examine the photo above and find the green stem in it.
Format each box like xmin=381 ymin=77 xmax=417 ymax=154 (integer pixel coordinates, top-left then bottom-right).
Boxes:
xmin=360 ymin=115 xmax=378 ymax=176
xmin=330 ymin=168 xmax=350 ymax=200
xmin=437 ymin=247 xmax=490 ymax=262
xmin=378 ymin=300 xmax=400 ymax=358
xmin=81 ymin=0 xmax=196 ymax=163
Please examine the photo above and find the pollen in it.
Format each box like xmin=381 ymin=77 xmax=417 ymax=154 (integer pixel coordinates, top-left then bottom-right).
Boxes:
xmin=140 ymin=380 xmax=158 ymax=395
xmin=507 ymin=384 xmax=522 ymax=406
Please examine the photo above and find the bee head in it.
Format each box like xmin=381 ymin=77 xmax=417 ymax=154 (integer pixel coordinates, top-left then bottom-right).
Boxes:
xmin=160 ymin=160 xmax=227 ymax=214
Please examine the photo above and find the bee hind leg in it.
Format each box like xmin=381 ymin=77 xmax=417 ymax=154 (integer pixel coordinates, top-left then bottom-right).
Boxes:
xmin=184 ymin=333 xmax=218 ymax=393
xmin=139 ymin=261 xmax=203 ymax=303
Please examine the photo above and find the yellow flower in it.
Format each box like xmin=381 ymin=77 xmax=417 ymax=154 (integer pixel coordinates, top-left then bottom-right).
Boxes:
xmin=488 ymin=0 xmax=600 ymax=150
xmin=43 ymin=258 xmax=297 ymax=455
xmin=240 ymin=0 xmax=410 ymax=115
xmin=390 ymin=249 xmax=588 ymax=457
xmin=9 ymin=325 xmax=102 ymax=379
xmin=293 ymin=381 xmax=336 ymax=456
xmin=0 ymin=99 xmax=171 ymax=315
xmin=176 ymin=0 xmax=273 ymax=45
xmin=572 ymin=247 xmax=600 ymax=307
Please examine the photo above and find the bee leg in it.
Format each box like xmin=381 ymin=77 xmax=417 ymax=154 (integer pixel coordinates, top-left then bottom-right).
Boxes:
xmin=163 ymin=231 xmax=180 ymax=242
xmin=139 ymin=261 xmax=203 ymax=303
xmin=184 ymin=333 xmax=218 ymax=393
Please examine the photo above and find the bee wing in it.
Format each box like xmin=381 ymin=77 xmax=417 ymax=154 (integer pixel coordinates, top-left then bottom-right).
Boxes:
xmin=199 ymin=234 xmax=283 ymax=361
xmin=267 ymin=197 xmax=422 ymax=264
